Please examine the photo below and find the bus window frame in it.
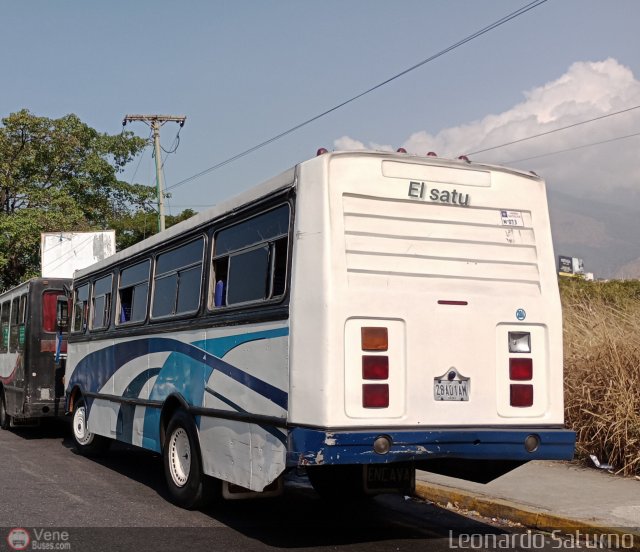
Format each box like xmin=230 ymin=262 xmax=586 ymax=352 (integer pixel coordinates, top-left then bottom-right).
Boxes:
xmin=149 ymin=235 xmax=206 ymax=322
xmin=71 ymin=282 xmax=91 ymax=334
xmin=9 ymin=294 xmax=26 ymax=353
xmin=208 ymin=202 xmax=291 ymax=312
xmin=90 ymin=274 xmax=114 ymax=332
xmin=115 ymin=259 xmax=151 ymax=327
xmin=0 ymin=300 xmax=10 ymax=353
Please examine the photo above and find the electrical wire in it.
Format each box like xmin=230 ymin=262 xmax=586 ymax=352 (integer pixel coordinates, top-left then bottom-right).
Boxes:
xmin=165 ymin=0 xmax=548 ymax=192
xmin=466 ymin=104 xmax=640 ymax=157
xmin=161 ymin=125 xmax=182 ymax=155
xmin=128 ymin=130 xmax=153 ymax=186
xmin=502 ymin=131 xmax=640 ymax=164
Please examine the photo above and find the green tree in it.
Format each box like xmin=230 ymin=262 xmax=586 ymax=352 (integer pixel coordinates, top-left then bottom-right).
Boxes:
xmin=0 ymin=109 xmax=155 ymax=290
xmin=110 ymin=209 xmax=197 ymax=251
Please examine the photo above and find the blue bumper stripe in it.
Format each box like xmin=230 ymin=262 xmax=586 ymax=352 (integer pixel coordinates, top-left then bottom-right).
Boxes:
xmin=288 ymin=428 xmax=576 ymax=466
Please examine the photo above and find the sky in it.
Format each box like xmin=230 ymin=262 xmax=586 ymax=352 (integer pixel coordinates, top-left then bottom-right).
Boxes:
xmin=2 ymin=0 xmax=639 ymax=275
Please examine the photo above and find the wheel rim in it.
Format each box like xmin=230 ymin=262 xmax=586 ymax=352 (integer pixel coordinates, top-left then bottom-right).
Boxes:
xmin=168 ymin=427 xmax=191 ymax=487
xmin=73 ymin=405 xmax=94 ymax=446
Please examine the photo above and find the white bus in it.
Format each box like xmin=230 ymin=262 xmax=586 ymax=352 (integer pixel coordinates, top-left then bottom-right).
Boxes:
xmin=65 ymin=150 xmax=575 ymax=508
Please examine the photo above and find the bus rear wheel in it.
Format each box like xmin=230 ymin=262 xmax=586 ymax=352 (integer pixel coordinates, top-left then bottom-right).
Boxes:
xmin=163 ymin=410 xmax=219 ymax=509
xmin=71 ymin=398 xmax=111 ymax=456
xmin=0 ymin=389 xmax=10 ymax=430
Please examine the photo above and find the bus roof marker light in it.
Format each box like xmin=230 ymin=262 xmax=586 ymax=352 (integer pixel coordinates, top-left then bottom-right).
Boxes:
xmin=426 ymin=152 xmax=438 ymax=157
xmin=458 ymin=155 xmax=471 ymax=163
xmin=316 ymin=148 xmax=329 ymax=156
xmin=396 ymin=148 xmax=407 ymax=153
xmin=361 ymin=327 xmax=388 ymax=351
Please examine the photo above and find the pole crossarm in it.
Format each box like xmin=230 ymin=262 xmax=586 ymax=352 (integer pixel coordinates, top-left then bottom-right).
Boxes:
xmin=123 ymin=114 xmax=186 ymax=126
xmin=122 ymin=114 xmax=186 ymax=232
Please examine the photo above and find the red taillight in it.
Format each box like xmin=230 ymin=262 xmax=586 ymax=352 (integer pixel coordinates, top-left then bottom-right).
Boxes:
xmin=510 ymin=384 xmax=533 ymax=407
xmin=363 ymin=384 xmax=389 ymax=408
xmin=509 ymin=358 xmax=533 ymax=380
xmin=362 ymin=356 xmax=389 ymax=380
xmin=361 ymin=327 xmax=388 ymax=351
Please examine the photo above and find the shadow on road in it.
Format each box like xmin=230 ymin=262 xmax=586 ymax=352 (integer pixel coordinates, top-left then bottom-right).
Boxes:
xmin=5 ymin=422 xmax=512 ymax=549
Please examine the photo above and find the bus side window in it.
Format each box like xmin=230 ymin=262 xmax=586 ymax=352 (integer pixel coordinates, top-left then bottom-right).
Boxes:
xmin=117 ymin=259 xmax=150 ymax=325
xmin=9 ymin=297 xmax=20 ymax=352
xmin=91 ymin=275 xmax=113 ymax=330
xmin=0 ymin=301 xmax=9 ymax=353
xmin=72 ymin=284 xmax=90 ymax=333
xmin=151 ymin=238 xmax=204 ymax=319
xmin=211 ymin=204 xmax=290 ymax=308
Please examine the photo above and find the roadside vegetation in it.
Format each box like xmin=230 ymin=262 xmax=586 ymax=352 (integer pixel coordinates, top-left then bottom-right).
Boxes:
xmin=561 ymin=277 xmax=640 ymax=476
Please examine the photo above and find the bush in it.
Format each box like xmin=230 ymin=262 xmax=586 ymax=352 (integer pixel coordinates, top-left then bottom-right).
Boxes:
xmin=561 ymin=278 xmax=640 ymax=475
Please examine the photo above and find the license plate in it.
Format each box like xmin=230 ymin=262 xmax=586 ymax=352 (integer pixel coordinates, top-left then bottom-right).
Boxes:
xmin=364 ymin=464 xmax=415 ymax=494
xmin=434 ymin=379 xmax=470 ymax=401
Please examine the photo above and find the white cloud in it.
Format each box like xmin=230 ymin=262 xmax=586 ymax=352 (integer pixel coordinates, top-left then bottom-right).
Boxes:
xmin=333 ymin=136 xmax=366 ymax=150
xmin=335 ymin=59 xmax=640 ymax=201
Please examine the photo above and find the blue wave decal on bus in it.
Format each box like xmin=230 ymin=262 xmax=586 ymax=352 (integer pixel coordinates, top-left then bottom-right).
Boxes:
xmin=69 ymin=329 xmax=289 ymax=450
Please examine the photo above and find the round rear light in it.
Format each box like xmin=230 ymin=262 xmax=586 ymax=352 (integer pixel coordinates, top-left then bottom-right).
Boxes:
xmin=373 ymin=435 xmax=392 ymax=455
xmin=524 ymin=434 xmax=540 ymax=453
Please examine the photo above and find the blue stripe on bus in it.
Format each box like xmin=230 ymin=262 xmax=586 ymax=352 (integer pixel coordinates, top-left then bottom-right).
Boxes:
xmin=69 ymin=329 xmax=289 ymax=409
xmin=70 ymin=328 xmax=289 ymax=450
xmin=204 ymin=386 xmax=287 ymax=446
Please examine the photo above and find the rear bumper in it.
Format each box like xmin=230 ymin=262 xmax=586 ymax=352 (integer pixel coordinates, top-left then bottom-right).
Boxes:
xmin=21 ymin=398 xmax=66 ymax=419
xmin=288 ymin=427 xmax=575 ymax=466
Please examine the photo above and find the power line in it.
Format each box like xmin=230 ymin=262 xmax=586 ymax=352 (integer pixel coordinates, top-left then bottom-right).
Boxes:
xmin=503 ymin=131 xmax=640 ymax=164
xmin=128 ymin=130 xmax=153 ymax=186
xmin=166 ymin=0 xmax=548 ymax=192
xmin=466 ymin=104 xmax=640 ymax=157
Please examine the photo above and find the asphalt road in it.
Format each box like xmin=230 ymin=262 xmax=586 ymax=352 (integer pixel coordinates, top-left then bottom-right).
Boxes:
xmin=0 ymin=420 xmax=553 ymax=552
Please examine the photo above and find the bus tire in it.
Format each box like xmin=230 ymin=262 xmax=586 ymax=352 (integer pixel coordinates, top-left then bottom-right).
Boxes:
xmin=163 ymin=410 xmax=218 ymax=510
xmin=71 ymin=398 xmax=111 ymax=456
xmin=306 ymin=465 xmax=367 ymax=500
xmin=0 ymin=389 xmax=10 ymax=430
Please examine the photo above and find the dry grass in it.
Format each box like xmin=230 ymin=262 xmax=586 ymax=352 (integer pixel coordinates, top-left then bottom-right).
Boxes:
xmin=561 ymin=278 xmax=640 ymax=475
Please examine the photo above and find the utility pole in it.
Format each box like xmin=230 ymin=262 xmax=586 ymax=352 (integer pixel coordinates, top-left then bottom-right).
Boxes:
xmin=123 ymin=114 xmax=186 ymax=232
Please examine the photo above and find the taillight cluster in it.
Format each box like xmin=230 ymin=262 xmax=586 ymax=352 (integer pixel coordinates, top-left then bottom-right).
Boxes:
xmin=361 ymin=327 xmax=389 ymax=408
xmin=508 ymin=332 xmax=533 ymax=407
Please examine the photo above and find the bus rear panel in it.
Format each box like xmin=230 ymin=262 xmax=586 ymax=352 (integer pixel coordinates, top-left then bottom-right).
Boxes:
xmin=287 ymin=152 xmax=574 ymax=484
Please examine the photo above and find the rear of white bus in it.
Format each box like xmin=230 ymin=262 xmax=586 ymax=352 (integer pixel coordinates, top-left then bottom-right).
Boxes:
xmin=287 ymin=151 xmax=575 ymax=491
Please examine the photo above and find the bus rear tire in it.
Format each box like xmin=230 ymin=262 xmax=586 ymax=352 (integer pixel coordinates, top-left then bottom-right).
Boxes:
xmin=71 ymin=398 xmax=111 ymax=456
xmin=0 ymin=389 xmax=10 ymax=430
xmin=163 ymin=410 xmax=219 ymax=509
